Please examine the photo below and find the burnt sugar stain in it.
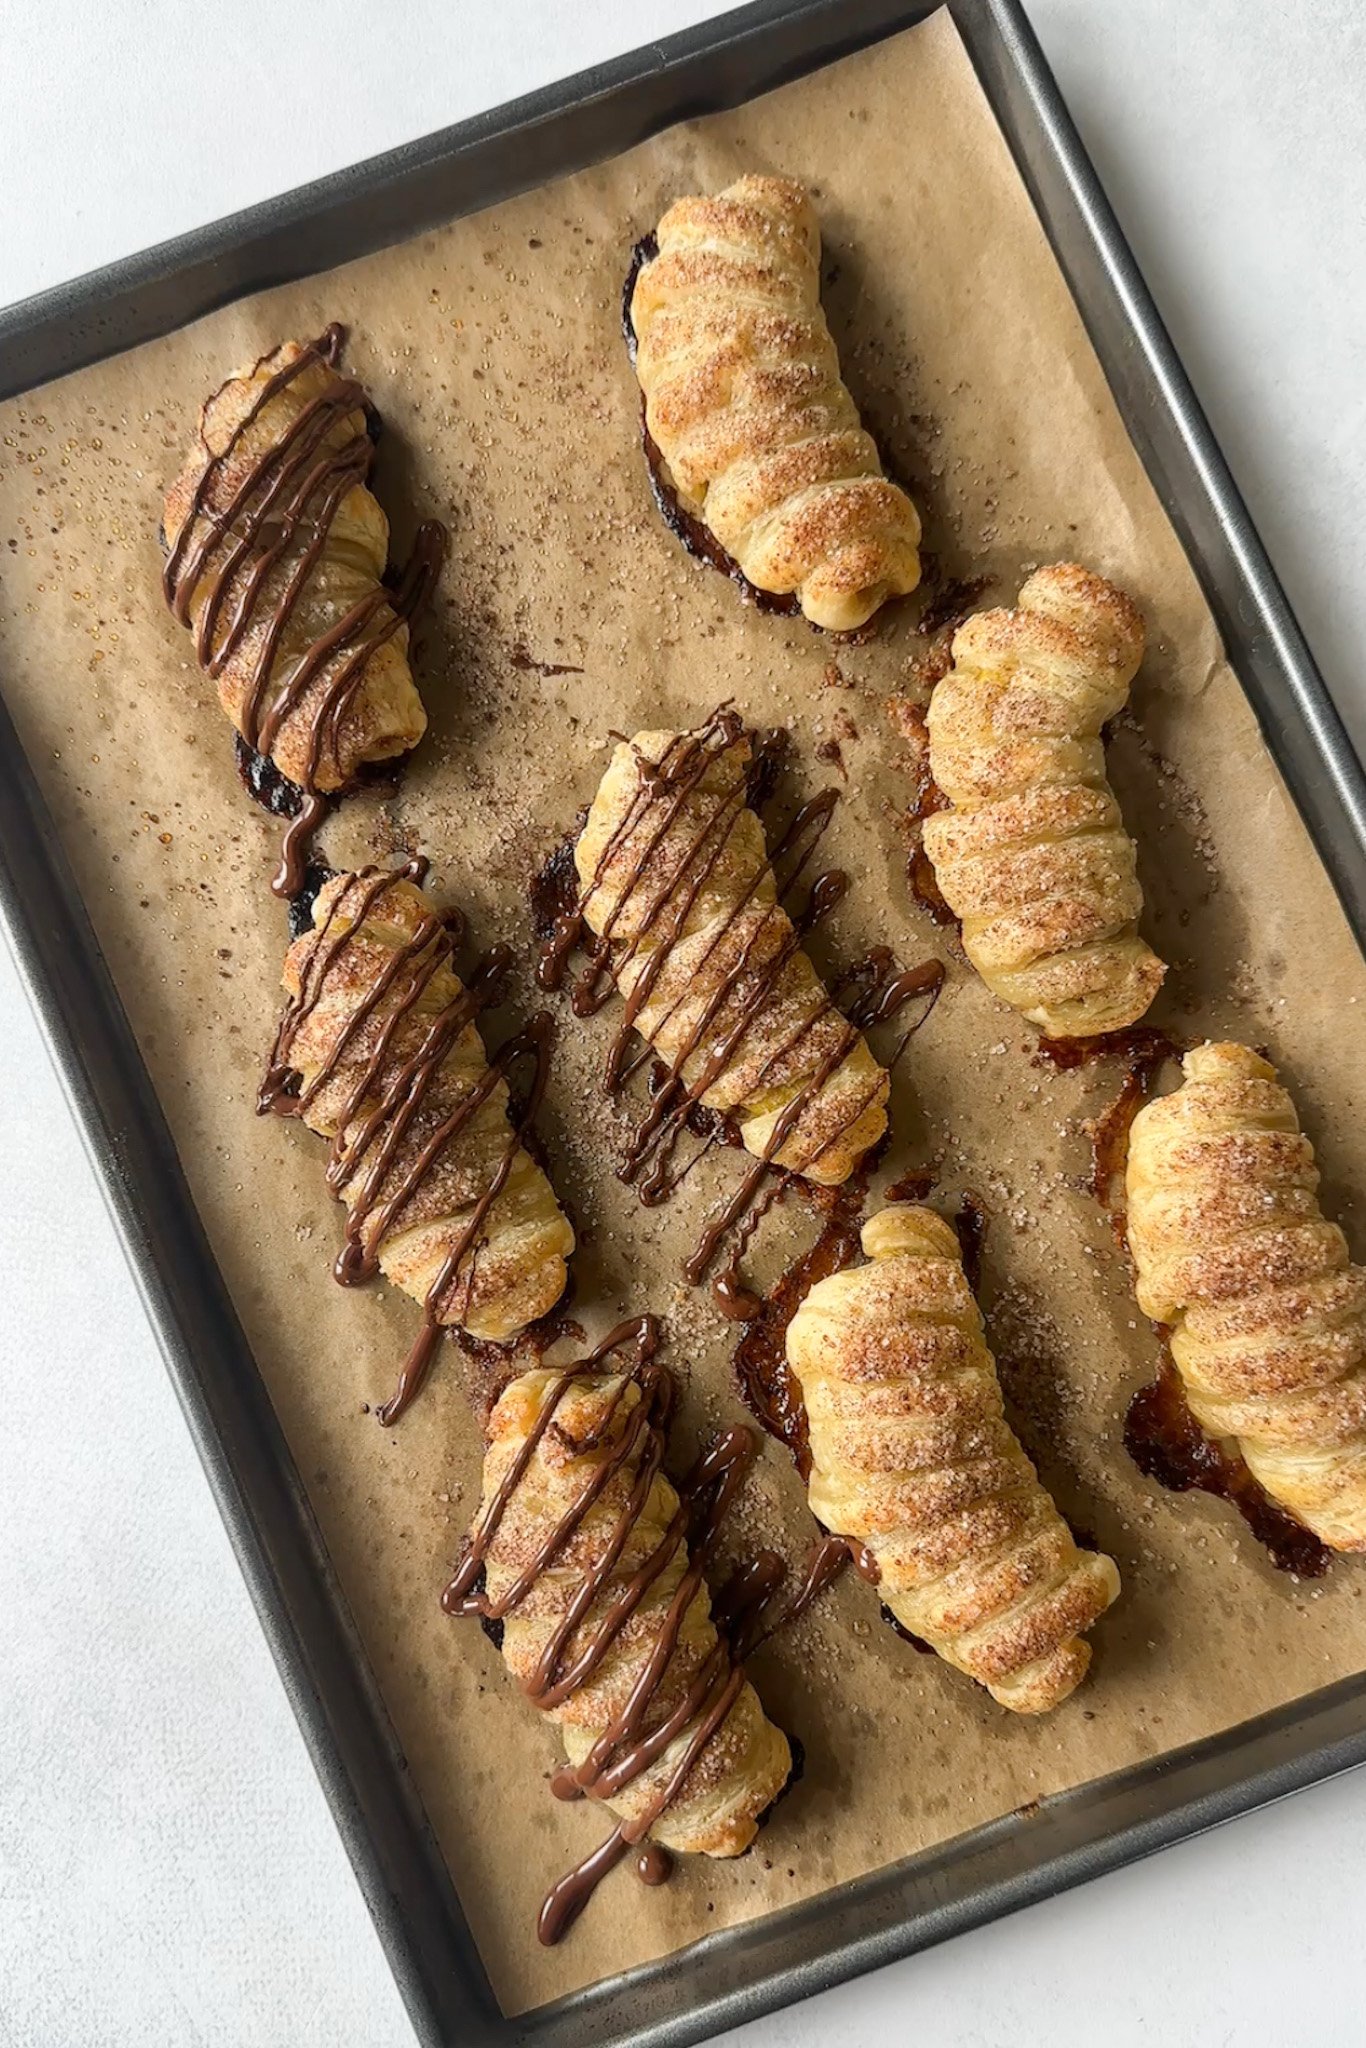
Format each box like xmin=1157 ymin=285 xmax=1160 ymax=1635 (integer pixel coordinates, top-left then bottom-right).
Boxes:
xmin=1125 ymin=1361 xmax=1329 ymax=1579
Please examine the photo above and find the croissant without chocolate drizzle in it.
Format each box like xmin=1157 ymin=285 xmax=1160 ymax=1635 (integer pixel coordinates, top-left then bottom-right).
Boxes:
xmin=267 ymin=868 xmax=573 ymax=1348
xmin=921 ymin=563 xmax=1165 ymax=1037
xmin=1127 ymin=1042 xmax=1366 ymax=1550
xmin=451 ymin=1362 xmax=792 ymax=1865
xmin=787 ymin=1204 xmax=1120 ymax=1710
xmin=162 ymin=330 xmax=436 ymax=799
xmin=572 ymin=717 xmax=889 ymax=1186
xmin=630 ymin=174 xmax=922 ymax=630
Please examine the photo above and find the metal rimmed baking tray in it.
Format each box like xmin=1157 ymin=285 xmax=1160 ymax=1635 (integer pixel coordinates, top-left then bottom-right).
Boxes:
xmin=3 ymin=2 xmax=1365 ymax=2044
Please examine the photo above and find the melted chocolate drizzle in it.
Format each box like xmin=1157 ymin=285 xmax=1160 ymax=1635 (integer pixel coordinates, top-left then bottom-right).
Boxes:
xmin=258 ymin=858 xmax=554 ymax=1424
xmin=510 ymin=643 xmax=584 ymax=678
xmin=539 ymin=711 xmax=937 ymax=1288
xmin=837 ymin=949 xmax=946 ymax=1060
xmin=286 ymin=860 xmax=339 ymax=943
xmin=163 ymin=325 xmax=447 ymax=895
xmin=746 ymin=1532 xmax=853 ymax=1650
xmin=634 ymin=1843 xmax=673 ymax=1887
xmin=440 ymin=1319 xmax=802 ymax=1946
xmin=234 ymin=732 xmax=304 ymax=820
xmin=529 ymin=834 xmax=582 ymax=946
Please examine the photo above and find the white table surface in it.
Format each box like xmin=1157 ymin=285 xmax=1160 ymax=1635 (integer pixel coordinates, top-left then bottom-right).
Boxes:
xmin=3 ymin=3 xmax=1366 ymax=2043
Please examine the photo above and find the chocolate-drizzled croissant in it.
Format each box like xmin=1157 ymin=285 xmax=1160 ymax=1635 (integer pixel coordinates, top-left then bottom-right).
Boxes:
xmin=449 ymin=1361 xmax=792 ymax=1860
xmin=921 ymin=563 xmax=1165 ymax=1037
xmin=572 ymin=715 xmax=889 ymax=1185
xmin=162 ymin=329 xmax=439 ymax=798
xmin=1127 ymin=1042 xmax=1366 ymax=1549
xmin=630 ymin=174 xmax=922 ymax=630
xmin=787 ymin=1205 xmax=1120 ymax=1710
xmin=265 ymin=867 xmax=573 ymax=1346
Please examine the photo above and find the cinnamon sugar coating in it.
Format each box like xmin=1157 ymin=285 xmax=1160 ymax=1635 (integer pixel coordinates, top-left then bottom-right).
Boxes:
xmin=921 ymin=562 xmax=1165 ymax=1036
xmin=631 ymin=175 xmax=922 ymax=630
xmin=787 ymin=1204 xmax=1119 ymax=1711
xmin=1127 ymin=1042 xmax=1366 ymax=1549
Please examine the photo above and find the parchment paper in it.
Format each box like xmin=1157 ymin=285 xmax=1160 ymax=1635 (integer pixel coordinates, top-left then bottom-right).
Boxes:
xmin=5 ymin=10 xmax=1366 ymax=2013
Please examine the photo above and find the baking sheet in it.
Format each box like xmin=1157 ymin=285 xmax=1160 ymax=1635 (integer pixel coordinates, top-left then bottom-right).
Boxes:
xmin=3 ymin=6 xmax=1366 ymax=2015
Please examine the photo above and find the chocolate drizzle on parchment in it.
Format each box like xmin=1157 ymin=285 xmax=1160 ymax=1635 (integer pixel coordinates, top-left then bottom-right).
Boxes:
xmin=536 ymin=709 xmax=944 ymax=1288
xmin=441 ymin=1317 xmax=843 ymax=1944
xmin=163 ymin=324 xmax=446 ymax=895
xmin=258 ymin=857 xmax=554 ymax=1425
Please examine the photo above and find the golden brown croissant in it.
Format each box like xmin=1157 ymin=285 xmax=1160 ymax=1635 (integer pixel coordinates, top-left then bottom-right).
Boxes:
xmin=162 ymin=328 xmax=441 ymax=884
xmin=1127 ymin=1041 xmax=1366 ymax=1549
xmin=262 ymin=866 xmax=573 ymax=1398
xmin=786 ymin=1204 xmax=1120 ymax=1710
xmin=921 ymin=563 xmax=1165 ymax=1036
xmin=629 ymin=174 xmax=922 ymax=630
xmin=567 ymin=715 xmax=889 ymax=1188
xmin=445 ymin=1346 xmax=792 ymax=1934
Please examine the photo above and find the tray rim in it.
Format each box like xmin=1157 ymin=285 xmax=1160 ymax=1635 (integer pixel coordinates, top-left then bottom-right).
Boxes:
xmin=3 ymin=2 xmax=1365 ymax=2044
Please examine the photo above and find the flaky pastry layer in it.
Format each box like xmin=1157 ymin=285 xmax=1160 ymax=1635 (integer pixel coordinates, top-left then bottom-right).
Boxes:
xmin=477 ymin=1370 xmax=792 ymax=1854
xmin=163 ymin=337 xmax=426 ymax=790
xmin=575 ymin=721 xmax=889 ymax=1184
xmin=631 ymin=174 xmax=921 ymax=630
xmin=278 ymin=871 xmax=572 ymax=1342
xmin=921 ymin=562 xmax=1165 ymax=1036
xmin=1127 ymin=1041 xmax=1366 ymax=1549
xmin=787 ymin=1203 xmax=1119 ymax=1710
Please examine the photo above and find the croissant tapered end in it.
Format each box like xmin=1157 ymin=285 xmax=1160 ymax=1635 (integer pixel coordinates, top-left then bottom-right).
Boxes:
xmin=787 ymin=1201 xmax=1120 ymax=1712
xmin=631 ymin=173 xmax=922 ymax=631
xmin=1126 ymin=1041 xmax=1366 ymax=1550
xmin=163 ymin=335 xmax=429 ymax=793
xmin=474 ymin=1368 xmax=792 ymax=1858
xmin=573 ymin=717 xmax=889 ymax=1187
xmin=921 ymin=562 xmax=1165 ymax=1038
xmin=274 ymin=868 xmax=572 ymax=1345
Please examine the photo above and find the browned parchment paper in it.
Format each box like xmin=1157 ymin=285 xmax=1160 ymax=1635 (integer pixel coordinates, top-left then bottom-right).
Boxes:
xmin=5 ymin=9 xmax=1366 ymax=2013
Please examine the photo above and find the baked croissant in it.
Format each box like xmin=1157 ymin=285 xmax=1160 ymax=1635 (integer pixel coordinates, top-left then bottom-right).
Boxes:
xmin=921 ymin=563 xmax=1165 ymax=1036
xmin=786 ymin=1204 xmax=1120 ymax=1710
xmin=447 ymin=1361 xmax=792 ymax=1864
xmin=264 ymin=866 xmax=573 ymax=1353
xmin=162 ymin=327 xmax=438 ymax=802
xmin=629 ymin=173 xmax=922 ymax=630
xmin=1127 ymin=1041 xmax=1366 ymax=1549
xmin=570 ymin=716 xmax=889 ymax=1185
